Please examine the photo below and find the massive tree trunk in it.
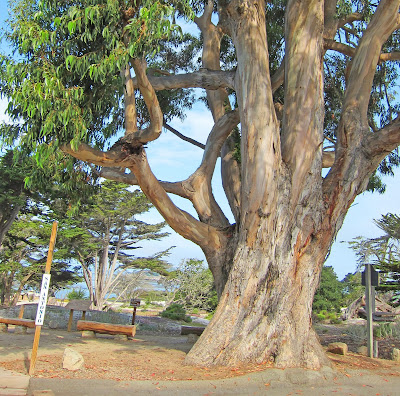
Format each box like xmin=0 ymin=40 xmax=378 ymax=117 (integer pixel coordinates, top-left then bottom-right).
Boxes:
xmin=186 ymin=223 xmax=331 ymax=368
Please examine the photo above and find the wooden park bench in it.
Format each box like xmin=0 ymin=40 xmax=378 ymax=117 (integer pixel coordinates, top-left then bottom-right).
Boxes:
xmin=76 ymin=320 xmax=136 ymax=338
xmin=0 ymin=304 xmax=35 ymax=333
xmin=0 ymin=317 xmax=35 ymax=332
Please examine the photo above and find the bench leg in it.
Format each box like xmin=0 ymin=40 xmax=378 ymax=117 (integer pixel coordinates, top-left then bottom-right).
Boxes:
xmin=67 ymin=309 xmax=74 ymax=332
xmin=0 ymin=323 xmax=8 ymax=333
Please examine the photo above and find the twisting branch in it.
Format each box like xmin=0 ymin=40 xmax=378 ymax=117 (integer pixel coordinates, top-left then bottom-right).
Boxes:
xmin=62 ymin=142 xmax=130 ymax=167
xmin=121 ymin=64 xmax=138 ymax=135
xmin=194 ymin=0 xmax=242 ymax=224
xmin=181 ymin=110 xmax=240 ymax=227
xmin=99 ymin=167 xmax=188 ymax=198
xmin=364 ymin=117 xmax=400 ymax=161
xmin=126 ymin=58 xmax=163 ymax=144
xmin=324 ymin=39 xmax=355 ymax=57
xmin=195 ymin=110 xmax=240 ymax=177
xmin=126 ymin=147 xmax=227 ymax=250
xmin=325 ymin=39 xmax=400 ymax=64
xmin=338 ymin=0 xmax=400 ymax=148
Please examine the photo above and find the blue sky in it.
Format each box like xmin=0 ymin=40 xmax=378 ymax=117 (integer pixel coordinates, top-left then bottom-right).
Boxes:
xmin=0 ymin=2 xmax=398 ymax=281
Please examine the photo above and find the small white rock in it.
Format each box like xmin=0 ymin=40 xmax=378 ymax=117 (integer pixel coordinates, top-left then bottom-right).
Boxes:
xmin=62 ymin=347 xmax=84 ymax=371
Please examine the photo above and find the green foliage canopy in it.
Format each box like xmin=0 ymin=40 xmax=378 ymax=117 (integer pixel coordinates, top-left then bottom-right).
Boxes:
xmin=313 ymin=265 xmax=344 ymax=313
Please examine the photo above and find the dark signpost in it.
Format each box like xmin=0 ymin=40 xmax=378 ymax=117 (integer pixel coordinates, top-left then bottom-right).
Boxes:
xmin=362 ymin=264 xmax=379 ymax=358
xmin=130 ymin=298 xmax=141 ymax=325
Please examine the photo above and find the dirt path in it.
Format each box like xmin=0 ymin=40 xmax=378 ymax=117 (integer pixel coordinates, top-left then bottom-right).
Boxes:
xmin=0 ymin=327 xmax=272 ymax=381
xmin=1 ymin=319 xmax=400 ymax=395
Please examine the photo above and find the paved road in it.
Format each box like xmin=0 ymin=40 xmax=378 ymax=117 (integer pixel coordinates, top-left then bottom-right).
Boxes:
xmin=2 ymin=366 xmax=400 ymax=396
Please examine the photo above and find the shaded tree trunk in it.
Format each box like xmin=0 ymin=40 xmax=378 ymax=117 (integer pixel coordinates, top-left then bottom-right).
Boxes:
xmin=11 ymin=272 xmax=35 ymax=307
xmin=0 ymin=271 xmax=15 ymax=306
xmin=0 ymin=204 xmax=21 ymax=250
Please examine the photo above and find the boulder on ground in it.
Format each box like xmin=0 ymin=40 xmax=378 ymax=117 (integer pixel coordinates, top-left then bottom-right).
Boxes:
xmin=62 ymin=348 xmax=84 ymax=371
xmin=327 ymin=342 xmax=348 ymax=355
xmin=392 ymin=348 xmax=400 ymax=362
xmin=48 ymin=320 xmax=58 ymax=329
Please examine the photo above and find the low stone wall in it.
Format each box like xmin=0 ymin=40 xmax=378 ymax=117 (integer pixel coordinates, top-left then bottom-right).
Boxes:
xmin=0 ymin=304 xmax=132 ymax=331
xmin=0 ymin=304 xmax=182 ymax=334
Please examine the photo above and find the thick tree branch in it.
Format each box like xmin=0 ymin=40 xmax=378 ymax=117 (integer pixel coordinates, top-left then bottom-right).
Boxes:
xmin=131 ymin=69 xmax=235 ymax=91
xmin=62 ymin=142 xmax=130 ymax=167
xmin=122 ymin=65 xmax=138 ymax=135
xmin=195 ymin=0 xmax=242 ymax=225
xmin=128 ymin=58 xmax=163 ymax=144
xmin=99 ymin=167 xmax=188 ymax=198
xmin=282 ymin=0 xmax=324 ymax=203
xmin=340 ymin=0 xmax=400 ymax=142
xmin=126 ymin=147 xmax=227 ymax=250
xmin=379 ymin=52 xmax=400 ymax=62
xmin=324 ymin=2 xmax=400 ymax=237
xmin=324 ymin=39 xmax=355 ymax=57
xmin=325 ymin=39 xmax=400 ymax=63
xmin=196 ymin=110 xmax=240 ymax=177
xmin=364 ymin=119 xmax=400 ymax=161
xmin=183 ymin=110 xmax=240 ymax=227
xmin=65 ymin=138 xmax=229 ymax=247
xmin=324 ymin=0 xmax=339 ymax=40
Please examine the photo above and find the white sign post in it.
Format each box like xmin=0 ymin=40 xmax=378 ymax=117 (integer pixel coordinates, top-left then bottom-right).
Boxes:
xmin=29 ymin=221 xmax=58 ymax=376
xmin=35 ymin=274 xmax=51 ymax=326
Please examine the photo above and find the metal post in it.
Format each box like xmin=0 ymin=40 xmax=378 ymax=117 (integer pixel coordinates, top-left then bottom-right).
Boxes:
xmin=132 ymin=306 xmax=137 ymax=325
xmin=365 ymin=264 xmax=374 ymax=358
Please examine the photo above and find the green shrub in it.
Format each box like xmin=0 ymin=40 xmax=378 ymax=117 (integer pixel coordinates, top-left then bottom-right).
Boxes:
xmin=66 ymin=287 xmax=87 ymax=300
xmin=374 ymin=322 xmax=400 ymax=338
xmin=160 ymin=303 xmax=192 ymax=323
xmin=314 ymin=310 xmax=341 ymax=324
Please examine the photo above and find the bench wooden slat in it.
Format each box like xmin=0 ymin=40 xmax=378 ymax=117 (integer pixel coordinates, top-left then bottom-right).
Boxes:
xmin=77 ymin=320 xmax=136 ymax=337
xmin=0 ymin=317 xmax=35 ymax=328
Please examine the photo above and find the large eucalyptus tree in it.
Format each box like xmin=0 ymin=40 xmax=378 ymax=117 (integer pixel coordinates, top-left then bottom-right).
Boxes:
xmin=1 ymin=0 xmax=400 ymax=368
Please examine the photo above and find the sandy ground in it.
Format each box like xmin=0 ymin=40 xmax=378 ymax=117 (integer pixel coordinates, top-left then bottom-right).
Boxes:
xmin=0 ymin=326 xmax=272 ymax=381
xmin=1 ymin=318 xmax=400 ymax=388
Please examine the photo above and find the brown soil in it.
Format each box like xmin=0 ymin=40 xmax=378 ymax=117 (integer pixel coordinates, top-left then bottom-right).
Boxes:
xmin=1 ymin=319 xmax=400 ymax=381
